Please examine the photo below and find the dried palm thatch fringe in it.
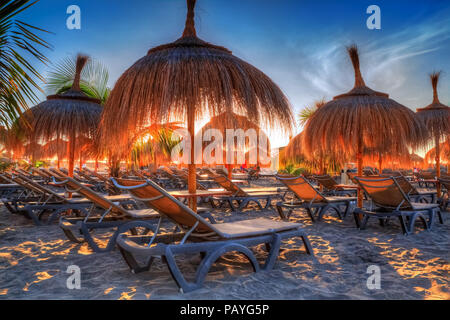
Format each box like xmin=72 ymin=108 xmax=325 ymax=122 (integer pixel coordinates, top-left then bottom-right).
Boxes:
xmin=99 ymin=0 xmax=294 ymax=154
xmin=285 ymin=131 xmax=304 ymax=162
xmin=424 ymin=140 xmax=450 ymax=164
xmin=21 ymin=54 xmax=102 ymax=176
xmin=416 ymin=72 xmax=450 ymax=141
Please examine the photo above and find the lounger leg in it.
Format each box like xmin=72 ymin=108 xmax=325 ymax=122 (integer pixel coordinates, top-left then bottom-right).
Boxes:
xmin=353 ymin=210 xmax=361 ymax=228
xmin=344 ymin=202 xmax=353 ymax=218
xmin=300 ymin=233 xmax=313 ymax=255
xmin=305 ymin=207 xmax=316 ymax=222
xmin=276 ymin=203 xmax=288 ymax=221
xmin=437 ymin=208 xmax=443 ymax=224
xmin=262 ymin=233 xmax=281 ymax=270
xmin=194 ymin=243 xmax=260 ymax=289
xmin=360 ymin=214 xmax=370 ymax=230
xmin=118 ymin=246 xmax=154 ymax=274
xmin=398 ymin=214 xmax=409 ymax=235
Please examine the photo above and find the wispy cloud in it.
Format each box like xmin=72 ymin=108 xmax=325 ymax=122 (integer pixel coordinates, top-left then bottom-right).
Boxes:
xmin=251 ymin=11 xmax=450 ymax=143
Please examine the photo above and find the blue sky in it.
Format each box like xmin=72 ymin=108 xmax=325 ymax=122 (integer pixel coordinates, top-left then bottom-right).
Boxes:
xmin=21 ymin=0 xmax=450 ymax=147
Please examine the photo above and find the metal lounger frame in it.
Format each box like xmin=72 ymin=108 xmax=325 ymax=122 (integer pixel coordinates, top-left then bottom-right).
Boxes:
xmin=111 ymin=177 xmax=313 ymax=293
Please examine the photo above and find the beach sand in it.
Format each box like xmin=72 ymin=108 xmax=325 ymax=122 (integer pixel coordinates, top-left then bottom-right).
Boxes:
xmin=0 ymin=181 xmax=448 ymax=300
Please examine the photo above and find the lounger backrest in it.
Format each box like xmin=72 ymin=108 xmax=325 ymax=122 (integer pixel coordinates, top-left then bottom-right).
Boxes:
xmin=392 ymin=175 xmax=418 ymax=196
xmin=355 ymin=176 xmax=411 ymax=210
xmin=276 ymin=175 xmax=325 ymax=202
xmin=14 ymin=173 xmax=67 ymax=201
xmin=50 ymin=170 xmax=127 ymax=214
xmin=83 ymin=167 xmax=108 ymax=183
xmin=177 ymin=171 xmax=208 ymax=190
xmin=4 ymin=172 xmax=45 ymax=195
xmin=418 ymin=172 xmax=435 ymax=180
xmin=314 ymin=175 xmax=338 ymax=190
xmin=114 ymin=178 xmax=214 ymax=233
xmin=212 ymin=175 xmax=247 ymax=196
xmin=40 ymin=167 xmax=56 ymax=178
xmin=34 ymin=167 xmax=51 ymax=178
xmin=439 ymin=178 xmax=450 ymax=191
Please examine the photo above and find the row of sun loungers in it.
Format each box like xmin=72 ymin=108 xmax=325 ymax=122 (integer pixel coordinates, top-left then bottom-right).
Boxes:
xmin=0 ymin=166 xmax=447 ymax=292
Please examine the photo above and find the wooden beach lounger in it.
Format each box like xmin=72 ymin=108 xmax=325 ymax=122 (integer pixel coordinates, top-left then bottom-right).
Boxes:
xmin=55 ymin=175 xmax=164 ymax=252
xmin=209 ymin=174 xmax=286 ymax=211
xmin=438 ymin=178 xmax=450 ymax=211
xmin=0 ymin=172 xmax=95 ymax=225
xmin=313 ymin=174 xmax=357 ymax=197
xmin=275 ymin=175 xmax=356 ymax=222
xmin=82 ymin=167 xmax=121 ymax=195
xmin=354 ymin=176 xmax=442 ymax=235
xmin=393 ymin=175 xmax=437 ymax=203
xmin=112 ymin=177 xmax=313 ymax=293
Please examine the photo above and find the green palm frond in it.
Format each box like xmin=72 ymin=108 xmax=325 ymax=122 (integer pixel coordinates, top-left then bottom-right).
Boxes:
xmin=157 ymin=129 xmax=181 ymax=159
xmin=0 ymin=0 xmax=51 ymax=128
xmin=297 ymin=99 xmax=326 ymax=128
xmin=45 ymin=55 xmax=111 ymax=104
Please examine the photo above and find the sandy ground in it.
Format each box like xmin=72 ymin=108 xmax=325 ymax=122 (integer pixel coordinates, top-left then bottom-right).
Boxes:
xmin=0 ymin=179 xmax=449 ymax=300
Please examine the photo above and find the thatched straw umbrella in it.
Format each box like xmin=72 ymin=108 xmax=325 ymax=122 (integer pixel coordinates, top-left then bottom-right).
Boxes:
xmin=197 ymin=112 xmax=270 ymax=177
xmin=99 ymin=0 xmax=293 ymax=210
xmin=303 ymin=45 xmax=427 ymax=207
xmin=410 ymin=153 xmax=424 ymax=166
xmin=23 ymin=55 xmax=102 ymax=177
xmin=424 ymin=140 xmax=450 ymax=171
xmin=416 ymin=72 xmax=450 ymax=196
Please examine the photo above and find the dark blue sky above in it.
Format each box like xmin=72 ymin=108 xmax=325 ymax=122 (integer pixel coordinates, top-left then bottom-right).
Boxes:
xmin=21 ymin=0 xmax=450 ymax=146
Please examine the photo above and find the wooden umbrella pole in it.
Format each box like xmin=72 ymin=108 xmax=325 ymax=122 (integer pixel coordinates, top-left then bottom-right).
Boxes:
xmin=68 ymin=132 xmax=75 ymax=178
xmin=357 ymin=140 xmax=363 ymax=208
xmin=188 ymin=104 xmax=197 ymax=211
xmin=378 ymin=152 xmax=382 ymax=174
xmin=227 ymin=163 xmax=232 ymax=179
xmin=435 ymin=134 xmax=441 ymax=197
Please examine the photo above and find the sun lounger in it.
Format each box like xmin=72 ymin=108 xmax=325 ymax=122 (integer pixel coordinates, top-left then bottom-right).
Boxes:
xmin=275 ymin=175 xmax=355 ymax=222
xmin=354 ymin=176 xmax=442 ymax=234
xmin=111 ymin=177 xmax=313 ymax=293
xmin=393 ymin=175 xmax=437 ymax=203
xmin=82 ymin=167 xmax=121 ymax=195
xmin=0 ymin=172 xmax=95 ymax=224
xmin=209 ymin=174 xmax=286 ymax=211
xmin=438 ymin=178 xmax=450 ymax=211
xmin=52 ymin=175 xmax=163 ymax=252
xmin=314 ymin=174 xmax=357 ymax=197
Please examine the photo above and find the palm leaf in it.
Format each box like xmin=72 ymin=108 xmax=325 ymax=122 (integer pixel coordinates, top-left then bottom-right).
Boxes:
xmin=0 ymin=0 xmax=51 ymax=128
xmin=45 ymin=55 xmax=111 ymax=104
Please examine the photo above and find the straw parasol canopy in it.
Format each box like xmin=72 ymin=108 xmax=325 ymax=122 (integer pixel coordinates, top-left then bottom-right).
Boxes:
xmin=424 ymin=140 xmax=450 ymax=166
xmin=303 ymin=45 xmax=427 ymax=206
xmin=99 ymin=0 xmax=293 ymax=210
xmin=23 ymin=55 xmax=102 ymax=177
xmin=363 ymin=146 xmax=412 ymax=172
xmin=284 ymin=131 xmax=307 ymax=163
xmin=416 ymin=72 xmax=450 ymax=195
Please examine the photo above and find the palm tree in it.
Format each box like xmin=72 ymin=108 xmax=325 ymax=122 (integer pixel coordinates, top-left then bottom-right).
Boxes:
xmin=130 ymin=124 xmax=182 ymax=169
xmin=45 ymin=55 xmax=111 ymax=104
xmin=297 ymin=99 xmax=326 ymax=127
xmin=0 ymin=0 xmax=51 ymax=128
